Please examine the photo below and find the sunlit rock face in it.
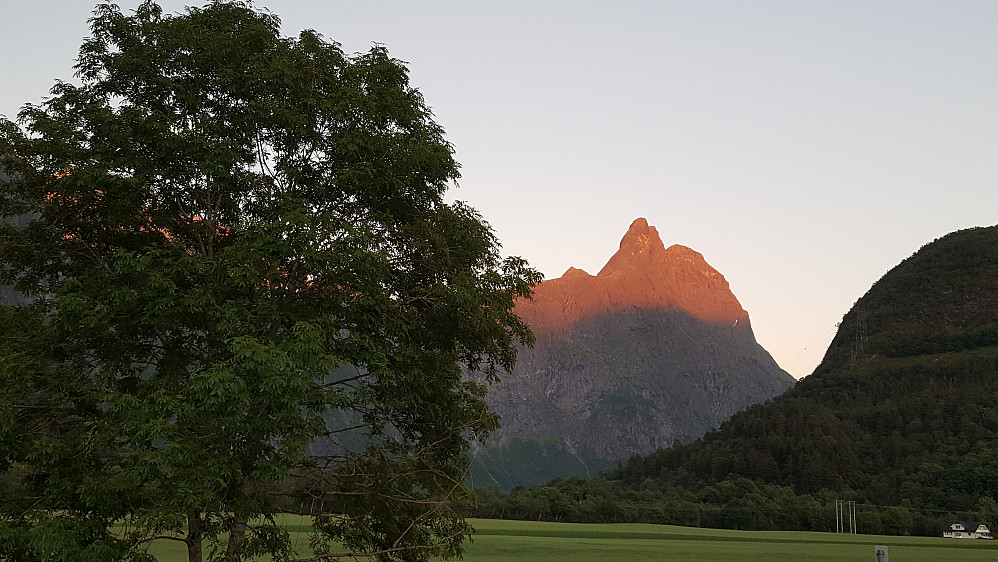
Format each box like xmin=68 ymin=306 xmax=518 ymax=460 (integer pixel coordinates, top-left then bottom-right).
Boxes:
xmin=469 ymin=218 xmax=794 ymax=490
xmin=519 ymin=218 xmax=751 ymax=342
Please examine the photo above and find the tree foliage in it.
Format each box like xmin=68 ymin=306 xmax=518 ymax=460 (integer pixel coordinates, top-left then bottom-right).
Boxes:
xmin=0 ymin=2 xmax=539 ymax=560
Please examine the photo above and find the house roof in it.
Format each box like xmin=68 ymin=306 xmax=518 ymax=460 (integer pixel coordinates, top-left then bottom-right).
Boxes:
xmin=946 ymin=521 xmax=986 ymax=531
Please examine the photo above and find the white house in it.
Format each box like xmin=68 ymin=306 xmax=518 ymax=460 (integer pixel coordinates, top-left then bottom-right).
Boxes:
xmin=943 ymin=521 xmax=993 ymax=539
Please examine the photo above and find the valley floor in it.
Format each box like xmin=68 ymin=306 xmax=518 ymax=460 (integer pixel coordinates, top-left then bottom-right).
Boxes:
xmin=464 ymin=519 xmax=998 ymax=561
xmin=146 ymin=516 xmax=998 ymax=561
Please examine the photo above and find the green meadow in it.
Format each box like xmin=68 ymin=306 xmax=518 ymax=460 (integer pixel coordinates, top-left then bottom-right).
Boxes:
xmin=146 ymin=516 xmax=998 ymax=561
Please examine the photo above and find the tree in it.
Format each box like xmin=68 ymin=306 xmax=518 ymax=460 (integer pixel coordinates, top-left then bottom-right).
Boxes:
xmin=0 ymin=2 xmax=539 ymax=561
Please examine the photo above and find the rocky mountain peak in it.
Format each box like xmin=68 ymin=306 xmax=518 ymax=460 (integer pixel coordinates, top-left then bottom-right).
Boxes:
xmin=606 ymin=217 xmax=667 ymax=264
xmin=519 ymin=218 xmax=750 ymax=341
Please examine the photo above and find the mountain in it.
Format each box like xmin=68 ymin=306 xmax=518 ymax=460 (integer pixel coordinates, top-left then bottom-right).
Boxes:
xmin=601 ymin=225 xmax=998 ymax=534
xmin=469 ymin=218 xmax=794 ymax=489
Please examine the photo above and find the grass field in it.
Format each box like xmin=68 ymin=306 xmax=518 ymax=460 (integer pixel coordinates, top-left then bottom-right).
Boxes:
xmin=147 ymin=517 xmax=998 ymax=561
xmin=462 ymin=519 xmax=998 ymax=561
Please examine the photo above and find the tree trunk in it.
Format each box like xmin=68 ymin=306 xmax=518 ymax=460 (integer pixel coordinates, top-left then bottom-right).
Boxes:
xmin=187 ymin=511 xmax=203 ymax=562
xmin=225 ymin=478 xmax=256 ymax=561
xmin=225 ymin=514 xmax=249 ymax=562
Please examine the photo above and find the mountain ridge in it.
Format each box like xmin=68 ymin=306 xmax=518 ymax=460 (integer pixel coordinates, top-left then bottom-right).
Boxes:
xmin=518 ymin=217 xmax=751 ymax=342
xmin=470 ymin=225 xmax=998 ymax=537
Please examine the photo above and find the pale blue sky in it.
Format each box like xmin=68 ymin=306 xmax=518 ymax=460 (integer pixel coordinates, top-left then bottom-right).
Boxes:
xmin=3 ymin=1 xmax=997 ymax=377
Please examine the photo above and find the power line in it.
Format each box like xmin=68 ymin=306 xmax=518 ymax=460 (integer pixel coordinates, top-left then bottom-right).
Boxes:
xmin=783 ymin=325 xmax=838 ymax=371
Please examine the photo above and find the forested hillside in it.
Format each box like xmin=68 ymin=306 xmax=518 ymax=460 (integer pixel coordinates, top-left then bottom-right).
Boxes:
xmin=469 ymin=225 xmax=998 ymax=536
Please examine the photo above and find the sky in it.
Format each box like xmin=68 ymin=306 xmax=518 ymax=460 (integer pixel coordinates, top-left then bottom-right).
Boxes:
xmin=2 ymin=1 xmax=997 ymax=378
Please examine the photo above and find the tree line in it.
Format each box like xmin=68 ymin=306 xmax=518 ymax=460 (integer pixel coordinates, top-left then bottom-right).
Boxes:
xmin=464 ymin=476 xmax=981 ymax=537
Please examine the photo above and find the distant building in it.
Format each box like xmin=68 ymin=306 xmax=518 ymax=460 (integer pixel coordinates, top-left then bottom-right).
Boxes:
xmin=943 ymin=521 xmax=992 ymax=539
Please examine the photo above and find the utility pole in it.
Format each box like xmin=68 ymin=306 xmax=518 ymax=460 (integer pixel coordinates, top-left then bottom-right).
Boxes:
xmin=835 ymin=500 xmax=857 ymax=534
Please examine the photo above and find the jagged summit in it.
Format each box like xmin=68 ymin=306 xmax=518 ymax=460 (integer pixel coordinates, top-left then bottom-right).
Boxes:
xmin=600 ymin=217 xmax=668 ymax=267
xmin=561 ymin=266 xmax=593 ymax=279
xmin=519 ymin=218 xmax=750 ymax=340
